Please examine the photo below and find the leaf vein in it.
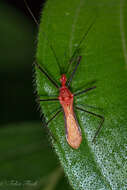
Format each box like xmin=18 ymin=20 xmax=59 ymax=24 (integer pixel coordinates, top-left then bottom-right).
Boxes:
xmin=69 ymin=0 xmax=83 ymax=57
xmin=120 ymin=0 xmax=127 ymax=69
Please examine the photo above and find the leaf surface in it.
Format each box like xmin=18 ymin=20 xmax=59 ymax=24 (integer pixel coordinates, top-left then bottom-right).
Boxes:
xmin=36 ymin=0 xmax=127 ymax=189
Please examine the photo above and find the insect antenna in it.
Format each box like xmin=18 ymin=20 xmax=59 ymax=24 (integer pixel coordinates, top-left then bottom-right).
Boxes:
xmin=24 ymin=0 xmax=62 ymax=74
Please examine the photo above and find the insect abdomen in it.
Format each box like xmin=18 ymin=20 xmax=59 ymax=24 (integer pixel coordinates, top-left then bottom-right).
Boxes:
xmin=59 ymin=86 xmax=82 ymax=149
xmin=65 ymin=111 xmax=82 ymax=149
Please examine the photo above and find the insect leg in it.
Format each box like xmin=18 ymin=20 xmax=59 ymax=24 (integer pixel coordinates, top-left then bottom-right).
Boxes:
xmin=46 ymin=109 xmax=62 ymax=142
xmin=35 ymin=62 xmax=59 ymax=89
xmin=42 ymin=108 xmax=62 ymax=143
xmin=69 ymin=18 xmax=96 ymax=64
xmin=37 ymin=98 xmax=59 ymax=102
xmin=75 ymin=106 xmax=104 ymax=143
xmin=74 ymin=86 xmax=96 ymax=96
xmin=67 ymin=56 xmax=82 ymax=87
xmin=66 ymin=18 xmax=96 ymax=86
xmin=24 ymin=1 xmax=62 ymax=73
xmin=46 ymin=109 xmax=62 ymax=126
xmin=76 ymin=103 xmax=103 ymax=111
xmin=24 ymin=0 xmax=39 ymax=26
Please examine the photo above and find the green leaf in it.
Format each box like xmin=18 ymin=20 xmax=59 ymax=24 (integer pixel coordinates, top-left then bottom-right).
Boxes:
xmin=36 ymin=0 xmax=127 ymax=189
xmin=0 ymin=122 xmax=72 ymax=190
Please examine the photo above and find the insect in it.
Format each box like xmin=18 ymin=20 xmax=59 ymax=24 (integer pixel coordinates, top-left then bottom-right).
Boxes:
xmin=24 ymin=0 xmax=104 ymax=149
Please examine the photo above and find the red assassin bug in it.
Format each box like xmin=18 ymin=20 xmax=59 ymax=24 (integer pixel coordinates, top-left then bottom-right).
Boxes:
xmin=35 ymin=56 xmax=104 ymax=149
xmin=24 ymin=0 xmax=104 ymax=149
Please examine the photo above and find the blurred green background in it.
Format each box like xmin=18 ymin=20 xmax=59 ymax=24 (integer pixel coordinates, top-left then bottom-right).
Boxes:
xmin=0 ymin=1 xmax=72 ymax=189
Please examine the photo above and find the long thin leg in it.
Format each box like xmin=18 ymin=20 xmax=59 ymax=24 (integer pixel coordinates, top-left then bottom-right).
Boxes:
xmin=74 ymin=86 xmax=96 ymax=96
xmin=38 ymin=98 xmax=59 ymax=102
xmin=77 ymin=103 xmax=103 ymax=111
xmin=75 ymin=106 xmax=104 ymax=143
xmin=35 ymin=62 xmax=59 ymax=89
xmin=67 ymin=56 xmax=82 ymax=87
xmin=46 ymin=38 xmax=62 ymax=74
xmin=46 ymin=109 xmax=62 ymax=125
xmin=39 ymin=99 xmax=58 ymax=102
xmin=43 ymin=108 xmax=62 ymax=142
xmin=69 ymin=18 xmax=96 ymax=65
xmin=24 ymin=0 xmax=39 ymax=26
xmin=66 ymin=19 xmax=96 ymax=85
xmin=24 ymin=1 xmax=61 ymax=74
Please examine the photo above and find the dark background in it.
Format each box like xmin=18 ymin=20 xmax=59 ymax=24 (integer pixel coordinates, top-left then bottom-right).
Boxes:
xmin=0 ymin=2 xmax=73 ymax=189
xmin=0 ymin=0 xmax=46 ymax=125
xmin=5 ymin=0 xmax=45 ymax=22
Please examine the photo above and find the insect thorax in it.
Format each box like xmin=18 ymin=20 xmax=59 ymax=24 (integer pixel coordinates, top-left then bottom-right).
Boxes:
xmin=59 ymin=86 xmax=73 ymax=106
